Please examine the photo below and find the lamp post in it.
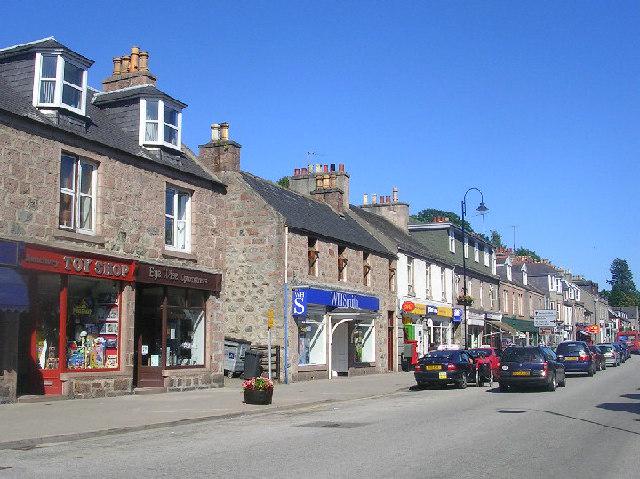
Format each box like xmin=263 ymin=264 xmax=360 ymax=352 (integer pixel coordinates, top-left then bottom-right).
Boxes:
xmin=461 ymin=188 xmax=488 ymax=349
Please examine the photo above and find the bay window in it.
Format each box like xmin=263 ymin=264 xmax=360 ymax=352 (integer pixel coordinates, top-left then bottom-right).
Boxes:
xmin=165 ymin=186 xmax=191 ymax=251
xmin=33 ymin=53 xmax=87 ymax=114
xmin=59 ymin=153 xmax=96 ymax=234
xmin=140 ymin=98 xmax=182 ymax=149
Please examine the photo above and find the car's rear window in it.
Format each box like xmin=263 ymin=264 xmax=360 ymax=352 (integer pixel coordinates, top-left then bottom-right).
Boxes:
xmin=467 ymin=349 xmax=489 ymax=358
xmin=501 ymin=348 xmax=544 ymax=363
xmin=557 ymin=343 xmax=587 ymax=354
xmin=425 ymin=351 xmax=455 ymax=359
xmin=597 ymin=345 xmax=613 ymax=352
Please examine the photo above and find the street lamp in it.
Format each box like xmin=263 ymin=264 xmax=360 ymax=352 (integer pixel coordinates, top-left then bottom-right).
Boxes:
xmin=461 ymin=187 xmax=488 ymax=349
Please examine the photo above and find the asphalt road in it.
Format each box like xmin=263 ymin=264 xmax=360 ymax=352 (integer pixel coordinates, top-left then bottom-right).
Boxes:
xmin=1 ymin=359 xmax=639 ymax=479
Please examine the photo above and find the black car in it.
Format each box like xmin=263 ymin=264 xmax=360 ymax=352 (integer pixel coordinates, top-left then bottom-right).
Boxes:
xmin=414 ymin=350 xmax=476 ymax=389
xmin=498 ymin=346 xmax=566 ymax=392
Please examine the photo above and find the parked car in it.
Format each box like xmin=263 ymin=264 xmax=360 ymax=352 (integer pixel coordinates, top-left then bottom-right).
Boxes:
xmin=466 ymin=349 xmax=494 ymax=386
xmin=556 ymin=341 xmax=597 ymax=376
xmin=612 ymin=342 xmax=628 ymax=363
xmin=414 ymin=350 xmax=476 ymax=389
xmin=617 ymin=341 xmax=631 ymax=361
xmin=596 ymin=343 xmax=621 ymax=367
xmin=588 ymin=345 xmax=606 ymax=371
xmin=467 ymin=347 xmax=501 ymax=375
xmin=498 ymin=346 xmax=565 ymax=392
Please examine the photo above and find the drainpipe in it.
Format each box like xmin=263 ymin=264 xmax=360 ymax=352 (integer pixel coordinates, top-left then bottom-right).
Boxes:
xmin=283 ymin=226 xmax=289 ymax=384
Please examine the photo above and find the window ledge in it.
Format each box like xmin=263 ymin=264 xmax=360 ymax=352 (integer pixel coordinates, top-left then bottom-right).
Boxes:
xmin=54 ymin=229 xmax=105 ymax=245
xmin=353 ymin=362 xmax=376 ymax=368
xmin=162 ymin=249 xmax=197 ymax=261
xmin=298 ymin=364 xmax=328 ymax=372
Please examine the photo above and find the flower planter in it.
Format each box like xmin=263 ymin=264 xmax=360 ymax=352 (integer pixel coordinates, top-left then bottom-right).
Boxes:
xmin=244 ymin=388 xmax=273 ymax=405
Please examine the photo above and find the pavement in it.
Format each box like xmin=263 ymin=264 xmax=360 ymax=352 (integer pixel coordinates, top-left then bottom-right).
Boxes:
xmin=0 ymin=372 xmax=412 ymax=450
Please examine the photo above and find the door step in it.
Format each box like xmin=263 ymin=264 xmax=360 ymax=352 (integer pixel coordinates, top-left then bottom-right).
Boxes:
xmin=133 ymin=387 xmax=167 ymax=395
xmin=17 ymin=394 xmax=66 ymax=403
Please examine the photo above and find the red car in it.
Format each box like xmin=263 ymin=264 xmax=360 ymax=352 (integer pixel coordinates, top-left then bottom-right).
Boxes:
xmin=467 ymin=347 xmax=501 ymax=375
xmin=466 ymin=348 xmax=498 ymax=386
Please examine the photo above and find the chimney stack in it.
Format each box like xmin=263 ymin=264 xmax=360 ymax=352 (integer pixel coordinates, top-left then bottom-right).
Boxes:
xmin=288 ymin=163 xmax=350 ymax=212
xmin=102 ymin=45 xmax=157 ymax=92
xmin=361 ymin=187 xmax=410 ymax=231
xmin=198 ymin=121 xmax=242 ymax=173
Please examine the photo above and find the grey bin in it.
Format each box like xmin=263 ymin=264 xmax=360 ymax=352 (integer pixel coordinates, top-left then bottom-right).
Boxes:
xmin=224 ymin=338 xmax=251 ymax=378
xmin=242 ymin=349 xmax=264 ymax=379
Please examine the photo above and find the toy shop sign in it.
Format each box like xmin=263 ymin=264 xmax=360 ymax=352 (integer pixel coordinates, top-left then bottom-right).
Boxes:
xmin=20 ymin=246 xmax=136 ymax=281
xmin=136 ymin=263 xmax=222 ymax=292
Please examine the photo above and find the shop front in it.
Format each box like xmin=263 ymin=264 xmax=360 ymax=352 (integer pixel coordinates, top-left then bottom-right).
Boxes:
xmin=292 ymin=287 xmax=380 ymax=380
xmin=17 ymin=244 xmax=136 ymax=397
xmin=0 ymin=240 xmax=29 ymax=403
xmin=466 ymin=310 xmax=486 ymax=348
xmin=134 ymin=263 xmax=222 ymax=390
xmin=401 ymin=301 xmax=456 ymax=352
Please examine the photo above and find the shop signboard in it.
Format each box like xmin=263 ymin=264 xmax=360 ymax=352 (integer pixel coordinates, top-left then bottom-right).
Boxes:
xmin=20 ymin=245 xmax=136 ymax=281
xmin=0 ymin=239 xmax=20 ymax=266
xmin=402 ymin=301 xmax=427 ymax=315
xmin=534 ymin=309 xmax=557 ymax=327
xmin=136 ymin=263 xmax=222 ymax=292
xmin=538 ymin=327 xmax=554 ymax=335
xmin=292 ymin=287 xmax=379 ymax=316
xmin=452 ymin=308 xmax=462 ymax=323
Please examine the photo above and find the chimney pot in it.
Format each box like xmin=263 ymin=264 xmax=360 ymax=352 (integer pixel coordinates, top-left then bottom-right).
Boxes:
xmin=301 ymin=167 xmax=308 ymax=175
xmin=121 ymin=55 xmax=131 ymax=73
xmin=220 ymin=122 xmax=229 ymax=141
xmin=363 ymin=193 xmax=369 ymax=205
xmin=139 ymin=51 xmax=149 ymax=71
xmin=330 ymin=163 xmax=336 ymax=172
xmin=294 ymin=168 xmax=301 ymax=176
xmin=130 ymin=46 xmax=140 ymax=72
xmin=323 ymin=164 xmax=328 ymax=173
xmin=392 ymin=186 xmax=398 ymax=203
xmin=339 ymin=163 xmax=345 ymax=173
xmin=211 ymin=123 xmax=221 ymax=141
xmin=386 ymin=195 xmax=391 ymax=204
xmin=315 ymin=164 xmax=321 ymax=173
xmin=112 ymin=57 xmax=122 ymax=75
xmin=372 ymin=193 xmax=377 ymax=204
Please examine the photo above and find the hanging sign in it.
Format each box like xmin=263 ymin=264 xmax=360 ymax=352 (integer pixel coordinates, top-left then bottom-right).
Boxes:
xmin=20 ymin=245 xmax=136 ymax=281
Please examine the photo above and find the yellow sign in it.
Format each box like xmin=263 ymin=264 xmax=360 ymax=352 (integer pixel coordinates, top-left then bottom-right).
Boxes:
xmin=412 ymin=303 xmax=427 ymax=315
xmin=437 ymin=306 xmax=453 ymax=318
xmin=267 ymin=309 xmax=274 ymax=329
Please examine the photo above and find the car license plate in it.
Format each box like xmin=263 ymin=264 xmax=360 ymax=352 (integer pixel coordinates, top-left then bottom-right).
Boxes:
xmin=565 ymin=357 xmax=578 ymax=361
xmin=512 ymin=371 xmax=530 ymax=376
xmin=426 ymin=365 xmax=441 ymax=370
xmin=438 ymin=372 xmax=447 ymax=379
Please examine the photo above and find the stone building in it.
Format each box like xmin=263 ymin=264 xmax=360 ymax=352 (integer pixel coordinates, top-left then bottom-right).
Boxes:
xmin=200 ymin=145 xmax=398 ymax=381
xmin=0 ymin=38 xmax=226 ymax=402
xmin=573 ymin=276 xmax=612 ymax=343
xmin=408 ymin=218 xmax=500 ymax=348
xmin=351 ymin=190 xmax=457 ymax=363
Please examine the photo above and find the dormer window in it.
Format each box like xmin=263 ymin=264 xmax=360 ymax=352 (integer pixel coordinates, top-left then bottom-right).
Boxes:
xmin=506 ymin=264 xmax=512 ymax=282
xmin=140 ymin=98 xmax=182 ymax=150
xmin=33 ymin=53 xmax=87 ymax=115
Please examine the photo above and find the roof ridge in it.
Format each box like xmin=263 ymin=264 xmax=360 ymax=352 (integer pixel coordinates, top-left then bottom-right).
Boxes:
xmin=0 ymin=37 xmax=56 ymax=53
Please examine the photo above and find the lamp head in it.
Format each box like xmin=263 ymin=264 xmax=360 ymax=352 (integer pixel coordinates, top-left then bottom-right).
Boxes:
xmin=476 ymin=201 xmax=489 ymax=214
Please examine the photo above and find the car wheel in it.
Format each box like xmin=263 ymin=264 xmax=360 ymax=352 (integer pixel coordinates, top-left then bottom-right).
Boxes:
xmin=602 ymin=362 xmax=606 ymax=370
xmin=499 ymin=382 xmax=509 ymax=392
xmin=547 ymin=373 xmax=557 ymax=392
xmin=558 ymin=374 xmax=566 ymax=387
xmin=587 ymin=367 xmax=594 ymax=377
xmin=457 ymin=373 xmax=468 ymax=389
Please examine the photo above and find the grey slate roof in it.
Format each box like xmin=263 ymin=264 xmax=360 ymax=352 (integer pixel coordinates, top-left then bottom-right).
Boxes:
xmin=240 ymin=172 xmax=395 ymax=257
xmin=0 ymin=38 xmax=93 ymax=66
xmin=92 ymin=84 xmax=187 ymax=109
xmin=0 ymin=56 xmax=221 ymax=186
xmin=350 ymin=206 xmax=454 ymax=267
xmin=518 ymin=262 xmax=560 ymax=277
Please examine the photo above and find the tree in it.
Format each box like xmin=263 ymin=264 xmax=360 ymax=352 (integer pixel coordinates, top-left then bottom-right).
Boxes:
xmin=276 ymin=176 xmax=290 ymax=189
xmin=490 ymin=230 xmax=504 ymax=249
xmin=514 ymin=247 xmax=541 ymax=261
xmin=411 ymin=208 xmax=473 ymax=231
xmin=607 ymin=258 xmax=640 ymax=306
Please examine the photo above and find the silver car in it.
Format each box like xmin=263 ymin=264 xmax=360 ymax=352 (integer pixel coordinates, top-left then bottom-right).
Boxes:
xmin=596 ymin=343 xmax=621 ymax=367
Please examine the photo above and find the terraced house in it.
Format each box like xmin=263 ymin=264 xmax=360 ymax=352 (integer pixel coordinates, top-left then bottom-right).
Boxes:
xmin=0 ymin=38 xmax=226 ymax=403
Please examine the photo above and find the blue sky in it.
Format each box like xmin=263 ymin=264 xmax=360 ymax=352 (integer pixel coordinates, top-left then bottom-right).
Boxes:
xmin=2 ymin=1 xmax=639 ymax=288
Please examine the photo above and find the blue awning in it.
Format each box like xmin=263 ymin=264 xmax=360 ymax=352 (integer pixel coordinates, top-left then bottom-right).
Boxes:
xmin=0 ymin=267 xmax=28 ymax=312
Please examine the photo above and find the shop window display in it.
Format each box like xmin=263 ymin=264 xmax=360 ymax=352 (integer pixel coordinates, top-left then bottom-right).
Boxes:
xmin=66 ymin=276 xmax=120 ymax=370
xmin=298 ymin=315 xmax=326 ymax=365
xmin=166 ymin=287 xmax=206 ymax=367
xmin=34 ymin=274 xmax=62 ymax=370
xmin=352 ymin=321 xmax=375 ymax=363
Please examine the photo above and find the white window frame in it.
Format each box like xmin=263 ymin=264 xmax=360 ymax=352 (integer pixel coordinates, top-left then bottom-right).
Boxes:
xmin=489 ymin=285 xmax=495 ymax=309
xmin=441 ymin=268 xmax=447 ymax=302
xmin=479 ymin=282 xmax=484 ymax=308
xmin=474 ymin=241 xmax=479 ymax=262
xmin=491 ymin=252 xmax=497 ymax=275
xmin=407 ymin=257 xmax=414 ymax=295
xmin=139 ymin=98 xmax=183 ymax=150
xmin=59 ymin=153 xmax=97 ymax=235
xmin=425 ymin=264 xmax=431 ymax=299
xmin=507 ymin=265 xmax=512 ymax=282
xmin=448 ymin=229 xmax=455 ymax=253
xmin=33 ymin=53 xmax=87 ymax=116
xmin=165 ymin=186 xmax=192 ymax=252
xmin=483 ymin=246 xmax=489 ymax=266
xmin=464 ymin=237 xmax=469 ymax=258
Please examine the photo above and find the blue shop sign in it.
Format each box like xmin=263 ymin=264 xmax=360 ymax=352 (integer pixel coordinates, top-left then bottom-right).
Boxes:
xmin=292 ymin=287 xmax=379 ymax=316
xmin=0 ymin=239 xmax=20 ymax=267
xmin=452 ymin=308 xmax=463 ymax=323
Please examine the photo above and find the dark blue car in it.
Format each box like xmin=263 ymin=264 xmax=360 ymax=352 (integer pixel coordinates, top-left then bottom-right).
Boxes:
xmin=556 ymin=341 xmax=596 ymax=376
